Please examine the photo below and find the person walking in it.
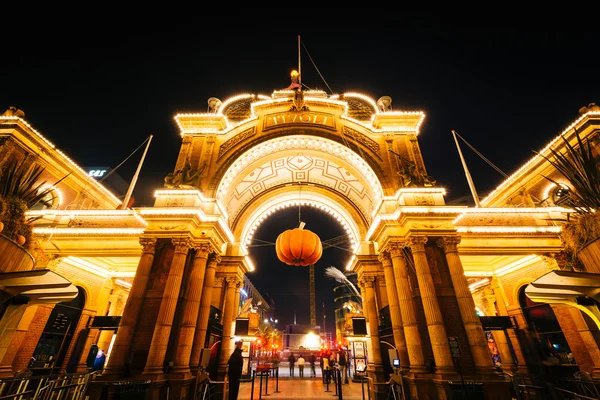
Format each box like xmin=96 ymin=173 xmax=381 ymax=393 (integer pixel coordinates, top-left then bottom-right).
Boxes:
xmin=227 ymin=340 xmax=244 ymax=400
xmin=338 ymin=349 xmax=349 ymax=384
xmin=288 ymin=353 xmax=296 ymax=377
xmin=297 ymin=354 xmax=306 ymax=378
xmin=309 ymin=353 xmax=317 ymax=378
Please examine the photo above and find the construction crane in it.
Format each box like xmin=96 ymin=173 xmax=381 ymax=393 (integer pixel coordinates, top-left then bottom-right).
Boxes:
xmin=309 ymin=235 xmax=350 ymax=327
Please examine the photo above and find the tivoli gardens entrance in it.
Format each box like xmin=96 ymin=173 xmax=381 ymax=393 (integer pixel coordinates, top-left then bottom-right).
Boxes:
xmin=95 ymin=86 xmax=513 ymax=399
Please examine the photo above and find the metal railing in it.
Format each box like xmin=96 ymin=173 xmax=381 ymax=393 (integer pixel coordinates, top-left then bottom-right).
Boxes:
xmin=0 ymin=371 xmax=99 ymax=400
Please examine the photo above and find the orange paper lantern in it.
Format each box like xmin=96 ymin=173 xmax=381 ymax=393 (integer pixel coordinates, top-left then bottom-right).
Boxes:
xmin=275 ymin=227 xmax=322 ymax=266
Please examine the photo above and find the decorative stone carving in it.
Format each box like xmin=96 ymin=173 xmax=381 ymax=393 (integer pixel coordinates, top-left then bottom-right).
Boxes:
xmin=377 ymin=96 xmax=392 ymax=112
xmin=172 ymin=238 xmax=192 ymax=254
xmin=207 ymin=97 xmax=222 ymax=114
xmin=437 ymin=237 xmax=461 ymax=253
xmin=408 ymin=236 xmax=428 ymax=252
xmin=140 ymin=238 xmax=157 ymax=254
xmin=194 ymin=243 xmax=213 ymax=259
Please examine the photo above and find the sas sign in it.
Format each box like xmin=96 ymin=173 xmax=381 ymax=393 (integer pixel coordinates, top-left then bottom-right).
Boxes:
xmin=88 ymin=169 xmax=107 ymax=178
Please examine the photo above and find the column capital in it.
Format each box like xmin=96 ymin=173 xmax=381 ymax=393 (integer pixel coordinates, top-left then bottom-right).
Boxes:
xmin=172 ymin=238 xmax=192 ymax=254
xmin=207 ymin=254 xmax=221 ymax=268
xmin=140 ymin=237 xmax=157 ymax=254
xmin=225 ymin=276 xmax=242 ymax=288
xmin=194 ymin=243 xmax=213 ymax=259
xmin=359 ymin=275 xmax=376 ymax=288
xmin=386 ymin=240 xmax=407 ymax=258
xmin=437 ymin=236 xmax=461 ymax=253
xmin=378 ymin=252 xmax=392 ymax=268
xmin=408 ymin=236 xmax=428 ymax=252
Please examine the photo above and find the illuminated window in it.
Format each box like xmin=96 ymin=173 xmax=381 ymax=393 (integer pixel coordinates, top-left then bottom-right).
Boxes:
xmin=551 ymin=185 xmax=571 ymax=206
xmin=30 ymin=188 xmax=58 ymax=210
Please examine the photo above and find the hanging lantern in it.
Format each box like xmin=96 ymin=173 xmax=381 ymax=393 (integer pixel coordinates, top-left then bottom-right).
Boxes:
xmin=275 ymin=226 xmax=322 ymax=266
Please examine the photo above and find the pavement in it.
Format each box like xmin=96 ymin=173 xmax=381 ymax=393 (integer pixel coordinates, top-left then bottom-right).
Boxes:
xmin=236 ymin=367 xmax=373 ymax=400
xmin=238 ymin=374 xmax=369 ymax=400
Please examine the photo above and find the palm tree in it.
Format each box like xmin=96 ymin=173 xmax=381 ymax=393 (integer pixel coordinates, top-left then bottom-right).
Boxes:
xmin=534 ymin=127 xmax=600 ymax=267
xmin=0 ymin=157 xmax=67 ymax=248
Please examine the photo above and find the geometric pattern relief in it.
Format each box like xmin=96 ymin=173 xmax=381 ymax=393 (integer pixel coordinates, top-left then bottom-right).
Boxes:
xmin=227 ymin=155 xmax=372 ymax=222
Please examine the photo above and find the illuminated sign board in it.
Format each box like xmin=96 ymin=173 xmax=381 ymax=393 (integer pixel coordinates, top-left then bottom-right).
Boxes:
xmin=86 ymin=167 xmax=111 ymax=179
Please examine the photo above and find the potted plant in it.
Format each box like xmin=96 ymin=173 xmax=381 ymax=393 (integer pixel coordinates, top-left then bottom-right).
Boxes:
xmin=0 ymin=157 xmax=66 ymax=250
xmin=534 ymin=127 xmax=600 ymax=272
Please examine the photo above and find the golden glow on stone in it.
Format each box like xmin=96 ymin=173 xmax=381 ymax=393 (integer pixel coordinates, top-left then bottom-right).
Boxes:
xmin=34 ymin=228 xmax=146 ymax=235
xmin=242 ymin=196 xmax=359 ymax=253
xmin=452 ymin=206 xmax=572 ymax=224
xmin=341 ymin=113 xmax=426 ymax=134
xmin=469 ymin=278 xmax=491 ymax=292
xmin=115 ymin=279 xmax=133 ymax=288
xmin=63 ymin=256 xmax=111 ymax=278
xmin=494 ymin=255 xmax=540 ymax=276
xmin=455 ymin=227 xmax=561 ymax=233
xmin=28 ymin=209 xmax=148 ymax=226
xmin=217 ymin=136 xmax=383 ymax=203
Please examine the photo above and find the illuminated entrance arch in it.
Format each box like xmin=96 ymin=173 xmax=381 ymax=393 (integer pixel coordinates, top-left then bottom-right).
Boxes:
xmin=216 ymin=135 xmax=385 ymax=233
xmin=240 ymin=193 xmax=361 ymax=272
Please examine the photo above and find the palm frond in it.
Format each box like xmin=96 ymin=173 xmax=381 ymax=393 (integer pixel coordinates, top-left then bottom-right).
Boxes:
xmin=324 ymin=266 xmax=362 ymax=300
xmin=533 ymin=128 xmax=600 ymax=215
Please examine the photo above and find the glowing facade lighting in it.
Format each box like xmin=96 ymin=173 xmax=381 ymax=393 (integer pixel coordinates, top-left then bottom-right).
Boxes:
xmin=494 ymin=255 xmax=541 ymax=277
xmin=216 ymin=136 xmax=383 ymax=203
xmin=242 ymin=195 xmax=360 ymax=254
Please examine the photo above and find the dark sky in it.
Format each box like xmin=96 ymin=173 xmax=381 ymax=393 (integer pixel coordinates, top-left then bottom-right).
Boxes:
xmin=2 ymin=12 xmax=599 ymax=334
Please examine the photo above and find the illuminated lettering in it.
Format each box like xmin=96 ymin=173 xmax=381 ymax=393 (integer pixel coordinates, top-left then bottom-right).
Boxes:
xmin=88 ymin=170 xmax=107 ymax=178
xmin=264 ymin=112 xmax=335 ymax=130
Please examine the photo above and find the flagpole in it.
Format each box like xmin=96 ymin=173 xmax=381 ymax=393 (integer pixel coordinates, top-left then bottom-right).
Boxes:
xmin=452 ymin=130 xmax=481 ymax=207
xmin=298 ymin=35 xmax=301 ymax=86
xmin=121 ymin=134 xmax=153 ymax=209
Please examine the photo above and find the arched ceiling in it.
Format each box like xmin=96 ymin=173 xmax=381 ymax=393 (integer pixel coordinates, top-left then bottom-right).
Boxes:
xmin=216 ymin=135 xmax=384 ymax=233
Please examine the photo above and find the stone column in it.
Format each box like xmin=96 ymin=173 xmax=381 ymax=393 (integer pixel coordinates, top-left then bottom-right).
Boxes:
xmin=408 ymin=236 xmax=453 ymax=372
xmin=388 ymin=241 xmax=426 ymax=372
xmin=359 ymin=275 xmax=383 ymax=371
xmin=96 ymin=292 xmax=120 ymax=356
xmin=438 ymin=237 xmax=495 ymax=371
xmin=566 ymin=307 xmax=600 ymax=377
xmin=491 ymin=278 xmax=509 ymax=316
xmin=218 ymin=276 xmax=243 ymax=376
xmin=482 ymin=287 xmax=517 ymax=371
xmin=103 ymin=237 xmax=157 ymax=378
xmin=0 ymin=305 xmax=34 ymax=377
xmin=171 ymin=243 xmax=212 ymax=377
xmin=378 ymin=252 xmax=409 ymax=367
xmin=190 ymin=254 xmax=220 ymax=374
xmin=142 ymin=238 xmax=191 ymax=378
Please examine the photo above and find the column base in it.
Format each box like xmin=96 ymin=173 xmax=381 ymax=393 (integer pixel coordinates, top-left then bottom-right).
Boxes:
xmin=168 ymin=367 xmax=193 ymax=380
xmin=0 ymin=365 xmax=15 ymax=378
xmin=138 ymin=367 xmax=166 ymax=381
xmin=99 ymin=366 xmax=126 ymax=380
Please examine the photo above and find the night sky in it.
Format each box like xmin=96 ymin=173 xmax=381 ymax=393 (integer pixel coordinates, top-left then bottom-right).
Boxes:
xmin=2 ymin=12 xmax=599 ymax=334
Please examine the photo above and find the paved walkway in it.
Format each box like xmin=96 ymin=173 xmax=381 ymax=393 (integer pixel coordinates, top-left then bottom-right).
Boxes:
xmin=238 ymin=375 xmax=370 ymax=400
